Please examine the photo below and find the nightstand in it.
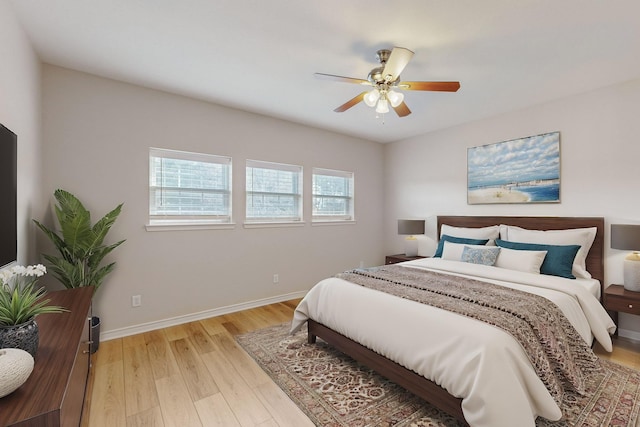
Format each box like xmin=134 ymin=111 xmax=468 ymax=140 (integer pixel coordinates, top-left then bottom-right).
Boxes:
xmin=385 ymin=254 xmax=426 ymax=265
xmin=603 ymin=284 xmax=640 ymax=332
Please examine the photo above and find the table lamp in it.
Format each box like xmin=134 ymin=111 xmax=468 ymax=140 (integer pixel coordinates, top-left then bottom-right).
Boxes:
xmin=611 ymin=224 xmax=640 ymax=291
xmin=398 ymin=219 xmax=425 ymax=257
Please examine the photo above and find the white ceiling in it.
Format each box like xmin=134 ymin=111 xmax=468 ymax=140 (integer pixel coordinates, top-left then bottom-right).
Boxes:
xmin=9 ymin=0 xmax=640 ymax=143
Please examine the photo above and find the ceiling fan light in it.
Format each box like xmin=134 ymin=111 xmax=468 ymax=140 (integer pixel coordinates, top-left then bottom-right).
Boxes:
xmin=387 ymin=90 xmax=404 ymax=107
xmin=375 ymin=98 xmax=389 ymax=114
xmin=363 ymin=89 xmax=380 ymax=107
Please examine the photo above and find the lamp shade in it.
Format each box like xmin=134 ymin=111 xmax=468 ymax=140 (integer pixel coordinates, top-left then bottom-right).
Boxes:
xmin=375 ymin=98 xmax=389 ymax=114
xmin=611 ymin=224 xmax=640 ymax=250
xmin=364 ymin=89 xmax=380 ymax=107
xmin=387 ymin=90 xmax=404 ymax=108
xmin=398 ymin=219 xmax=425 ymax=235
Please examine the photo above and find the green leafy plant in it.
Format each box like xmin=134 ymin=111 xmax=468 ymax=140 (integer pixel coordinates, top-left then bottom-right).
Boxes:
xmin=0 ymin=264 xmax=66 ymax=326
xmin=33 ymin=189 xmax=125 ymax=293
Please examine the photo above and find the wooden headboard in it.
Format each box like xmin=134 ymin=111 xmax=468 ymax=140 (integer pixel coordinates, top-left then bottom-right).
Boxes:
xmin=437 ymin=216 xmax=605 ymax=296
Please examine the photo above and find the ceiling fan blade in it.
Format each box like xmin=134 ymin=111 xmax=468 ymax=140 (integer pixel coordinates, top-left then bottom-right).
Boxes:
xmin=381 ymin=47 xmax=414 ymax=82
xmin=398 ymin=81 xmax=461 ymax=92
xmin=314 ymin=73 xmax=371 ymax=86
xmin=334 ymin=92 xmax=367 ymax=112
xmin=393 ymin=101 xmax=411 ymax=117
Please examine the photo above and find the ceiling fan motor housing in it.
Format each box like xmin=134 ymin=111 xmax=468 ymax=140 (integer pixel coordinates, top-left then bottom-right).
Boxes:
xmin=368 ymin=49 xmax=399 ymax=85
xmin=368 ymin=67 xmax=385 ymax=85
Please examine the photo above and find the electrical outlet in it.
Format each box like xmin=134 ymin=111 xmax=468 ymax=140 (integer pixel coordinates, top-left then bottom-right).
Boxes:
xmin=273 ymin=274 xmax=279 ymax=284
xmin=132 ymin=295 xmax=142 ymax=307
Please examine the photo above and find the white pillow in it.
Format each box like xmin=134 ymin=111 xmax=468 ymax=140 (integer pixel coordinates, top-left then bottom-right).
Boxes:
xmin=499 ymin=224 xmax=509 ymax=240
xmin=441 ymin=241 xmax=492 ymax=261
xmin=504 ymin=226 xmax=597 ymax=279
xmin=440 ymin=224 xmax=500 ymax=245
xmin=494 ymin=247 xmax=547 ymax=274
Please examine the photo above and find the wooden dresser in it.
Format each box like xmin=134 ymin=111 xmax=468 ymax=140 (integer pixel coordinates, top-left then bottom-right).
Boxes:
xmin=0 ymin=287 xmax=93 ymax=427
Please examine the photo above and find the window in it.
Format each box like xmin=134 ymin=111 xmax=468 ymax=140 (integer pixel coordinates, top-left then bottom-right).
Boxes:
xmin=246 ymin=160 xmax=302 ymax=223
xmin=312 ymin=168 xmax=354 ymax=221
xmin=149 ymin=148 xmax=231 ymax=225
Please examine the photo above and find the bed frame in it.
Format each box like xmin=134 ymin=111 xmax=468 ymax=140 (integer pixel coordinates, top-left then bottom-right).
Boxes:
xmin=307 ymin=216 xmax=605 ymax=425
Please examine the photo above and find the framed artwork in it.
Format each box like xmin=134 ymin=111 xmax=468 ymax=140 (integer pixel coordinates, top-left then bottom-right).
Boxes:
xmin=467 ymin=131 xmax=560 ymax=204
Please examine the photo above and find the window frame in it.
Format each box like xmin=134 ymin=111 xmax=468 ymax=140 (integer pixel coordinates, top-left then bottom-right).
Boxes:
xmin=245 ymin=159 xmax=303 ymax=225
xmin=147 ymin=147 xmax=233 ymax=230
xmin=312 ymin=167 xmax=355 ymax=223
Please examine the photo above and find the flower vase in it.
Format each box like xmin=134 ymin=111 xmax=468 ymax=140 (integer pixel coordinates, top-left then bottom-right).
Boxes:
xmin=0 ymin=318 xmax=39 ymax=357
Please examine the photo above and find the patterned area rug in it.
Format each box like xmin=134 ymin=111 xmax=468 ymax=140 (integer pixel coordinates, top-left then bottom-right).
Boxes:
xmin=236 ymin=323 xmax=640 ymax=427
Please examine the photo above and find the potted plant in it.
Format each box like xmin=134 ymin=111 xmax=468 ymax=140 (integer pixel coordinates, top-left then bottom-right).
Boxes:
xmin=33 ymin=189 xmax=125 ymax=353
xmin=0 ymin=264 xmax=66 ymax=356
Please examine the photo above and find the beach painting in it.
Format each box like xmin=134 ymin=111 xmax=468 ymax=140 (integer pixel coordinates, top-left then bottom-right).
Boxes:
xmin=467 ymin=132 xmax=560 ymax=204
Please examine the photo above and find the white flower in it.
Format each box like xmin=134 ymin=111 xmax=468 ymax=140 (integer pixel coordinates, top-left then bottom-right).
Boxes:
xmin=0 ymin=264 xmax=47 ymax=291
xmin=0 ymin=269 xmax=14 ymax=285
xmin=24 ymin=264 xmax=46 ymax=277
xmin=11 ymin=265 xmax=26 ymax=275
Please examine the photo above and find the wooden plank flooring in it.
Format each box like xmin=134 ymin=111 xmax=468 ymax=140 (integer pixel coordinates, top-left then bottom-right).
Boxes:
xmin=81 ymin=299 xmax=640 ymax=426
xmin=81 ymin=300 xmax=314 ymax=427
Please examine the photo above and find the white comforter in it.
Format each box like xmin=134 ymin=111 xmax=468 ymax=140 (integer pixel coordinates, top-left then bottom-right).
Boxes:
xmin=291 ymin=258 xmax=616 ymax=427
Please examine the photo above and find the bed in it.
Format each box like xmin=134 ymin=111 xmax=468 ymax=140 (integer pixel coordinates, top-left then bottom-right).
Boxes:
xmin=290 ymin=216 xmax=616 ymax=427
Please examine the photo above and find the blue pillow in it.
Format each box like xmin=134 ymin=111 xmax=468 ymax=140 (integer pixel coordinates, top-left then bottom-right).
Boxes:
xmin=461 ymin=246 xmax=501 ymax=266
xmin=434 ymin=235 xmax=490 ymax=258
xmin=495 ymin=239 xmax=580 ymax=279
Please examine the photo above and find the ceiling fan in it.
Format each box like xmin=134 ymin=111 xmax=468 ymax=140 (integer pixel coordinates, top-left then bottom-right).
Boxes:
xmin=315 ymin=47 xmax=460 ymax=117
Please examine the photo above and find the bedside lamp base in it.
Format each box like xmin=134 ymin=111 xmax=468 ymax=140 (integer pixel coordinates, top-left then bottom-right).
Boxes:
xmin=623 ymin=253 xmax=640 ymax=292
xmin=404 ymin=236 xmax=418 ymax=257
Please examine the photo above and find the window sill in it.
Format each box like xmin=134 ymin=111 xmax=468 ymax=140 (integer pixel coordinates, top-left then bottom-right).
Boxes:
xmin=311 ymin=220 xmax=356 ymax=226
xmin=243 ymin=221 xmax=306 ymax=229
xmin=145 ymin=222 xmax=236 ymax=232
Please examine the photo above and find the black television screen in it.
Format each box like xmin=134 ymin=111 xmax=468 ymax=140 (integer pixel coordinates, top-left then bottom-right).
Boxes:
xmin=0 ymin=123 xmax=17 ymax=268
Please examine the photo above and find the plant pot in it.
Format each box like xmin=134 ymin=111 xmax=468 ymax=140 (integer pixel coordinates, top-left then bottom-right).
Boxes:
xmin=90 ymin=316 xmax=100 ymax=354
xmin=0 ymin=318 xmax=39 ymax=357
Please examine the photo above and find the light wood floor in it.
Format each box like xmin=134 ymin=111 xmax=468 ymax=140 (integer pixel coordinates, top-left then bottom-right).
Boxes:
xmin=80 ymin=299 xmax=314 ymax=427
xmin=81 ymin=299 xmax=640 ymax=427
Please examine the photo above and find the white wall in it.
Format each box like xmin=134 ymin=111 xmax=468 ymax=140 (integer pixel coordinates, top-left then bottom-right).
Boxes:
xmin=385 ymin=77 xmax=640 ymax=337
xmin=0 ymin=1 xmax=42 ymax=264
xmin=40 ymin=65 xmax=385 ymax=337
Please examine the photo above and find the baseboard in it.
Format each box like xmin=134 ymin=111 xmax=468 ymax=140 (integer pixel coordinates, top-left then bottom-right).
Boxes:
xmin=100 ymin=290 xmax=308 ymax=341
xmin=618 ymin=327 xmax=640 ymax=342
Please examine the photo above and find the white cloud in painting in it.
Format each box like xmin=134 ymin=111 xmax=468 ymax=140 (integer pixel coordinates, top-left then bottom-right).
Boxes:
xmin=467 ymin=132 xmax=559 ymax=188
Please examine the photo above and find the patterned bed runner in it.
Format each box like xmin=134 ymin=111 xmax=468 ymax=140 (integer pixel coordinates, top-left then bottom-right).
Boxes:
xmin=336 ymin=265 xmax=602 ymax=405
